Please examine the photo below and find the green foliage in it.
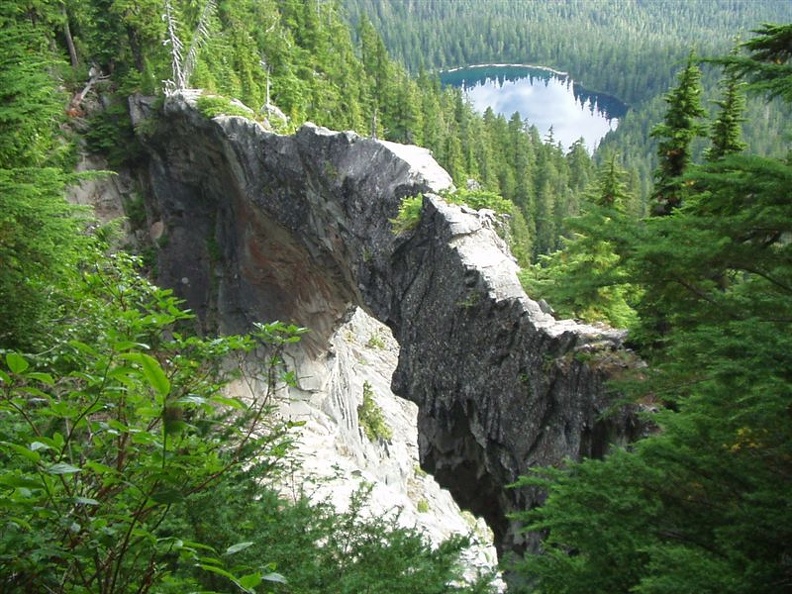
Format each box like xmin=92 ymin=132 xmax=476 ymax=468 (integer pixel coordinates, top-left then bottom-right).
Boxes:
xmin=705 ymin=55 xmax=748 ymax=161
xmin=358 ymin=381 xmax=392 ymax=442
xmin=520 ymin=156 xmax=640 ymax=327
xmin=0 ymin=168 xmax=91 ymax=350
xmin=650 ymin=52 xmax=708 ymax=215
xmin=0 ymin=253 xmax=303 ymax=593
xmin=391 ymin=194 xmax=425 ymax=234
xmin=442 ymin=188 xmax=514 ymax=215
xmin=366 ymin=331 xmax=386 ymax=349
xmin=520 ymin=231 xmax=639 ymax=329
xmin=510 ymin=37 xmax=792 ymax=594
xmin=82 ymin=100 xmax=145 ymax=168
xmin=347 ymin=0 xmax=792 ymax=212
xmin=163 ymin=481 xmax=496 ymax=593
xmin=195 ymin=94 xmax=255 ymax=119
xmin=716 ymin=23 xmax=792 ymax=103
xmin=393 ymin=188 xmax=513 ymax=226
xmin=122 ymin=193 xmax=148 ymax=230
xmin=0 ymin=14 xmax=69 ymax=169
xmin=0 ymin=7 xmax=506 ymax=590
xmin=344 ymin=0 xmax=791 ymax=107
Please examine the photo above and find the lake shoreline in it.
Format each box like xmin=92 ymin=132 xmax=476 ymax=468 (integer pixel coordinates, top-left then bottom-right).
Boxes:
xmin=440 ymin=64 xmax=629 ymax=154
xmin=440 ymin=64 xmax=630 ymax=112
xmin=441 ymin=63 xmax=570 ymax=77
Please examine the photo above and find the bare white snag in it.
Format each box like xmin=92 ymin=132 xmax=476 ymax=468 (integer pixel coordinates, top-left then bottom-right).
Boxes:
xmin=163 ymin=0 xmax=216 ymax=95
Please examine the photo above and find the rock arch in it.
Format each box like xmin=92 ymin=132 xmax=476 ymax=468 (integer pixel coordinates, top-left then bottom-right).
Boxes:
xmin=133 ymin=94 xmax=639 ymax=557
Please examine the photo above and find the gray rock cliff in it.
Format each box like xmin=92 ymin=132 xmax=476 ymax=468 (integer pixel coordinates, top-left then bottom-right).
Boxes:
xmin=131 ymin=93 xmax=640 ymax=558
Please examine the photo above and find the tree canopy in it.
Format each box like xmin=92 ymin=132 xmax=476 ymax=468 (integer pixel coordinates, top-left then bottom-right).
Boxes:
xmin=511 ymin=25 xmax=792 ymax=594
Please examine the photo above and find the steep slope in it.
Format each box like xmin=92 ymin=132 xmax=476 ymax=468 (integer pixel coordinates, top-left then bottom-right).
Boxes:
xmin=131 ymin=92 xmax=641 ymax=557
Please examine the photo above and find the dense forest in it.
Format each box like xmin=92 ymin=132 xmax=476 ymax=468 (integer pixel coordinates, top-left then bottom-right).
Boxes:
xmin=1 ymin=0 xmax=791 ymax=592
xmin=345 ymin=0 xmax=792 ymax=208
xmin=343 ymin=0 xmax=789 ymax=101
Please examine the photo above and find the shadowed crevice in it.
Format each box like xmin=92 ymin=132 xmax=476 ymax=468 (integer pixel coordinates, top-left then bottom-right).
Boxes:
xmin=133 ymin=93 xmax=642 ymax=557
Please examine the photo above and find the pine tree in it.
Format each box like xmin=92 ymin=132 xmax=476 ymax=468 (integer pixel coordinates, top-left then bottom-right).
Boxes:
xmin=705 ymin=56 xmax=747 ymax=161
xmin=649 ymin=52 xmax=707 ymax=215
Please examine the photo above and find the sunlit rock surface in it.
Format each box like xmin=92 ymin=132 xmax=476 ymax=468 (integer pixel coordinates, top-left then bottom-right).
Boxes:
xmin=132 ymin=93 xmax=641 ymax=559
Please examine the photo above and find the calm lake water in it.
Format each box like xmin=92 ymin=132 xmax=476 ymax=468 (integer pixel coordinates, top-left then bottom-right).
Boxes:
xmin=441 ymin=65 xmax=628 ymax=153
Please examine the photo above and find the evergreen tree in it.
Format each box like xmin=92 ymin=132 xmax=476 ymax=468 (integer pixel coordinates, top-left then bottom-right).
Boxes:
xmin=512 ymin=30 xmax=792 ymax=594
xmin=705 ymin=56 xmax=748 ymax=161
xmin=650 ymin=52 xmax=707 ymax=215
xmin=719 ymin=23 xmax=792 ymax=102
xmin=520 ymin=153 xmax=638 ymax=327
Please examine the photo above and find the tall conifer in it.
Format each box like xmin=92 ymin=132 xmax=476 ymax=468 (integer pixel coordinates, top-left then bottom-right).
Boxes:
xmin=706 ymin=58 xmax=748 ymax=161
xmin=650 ymin=52 xmax=706 ymax=215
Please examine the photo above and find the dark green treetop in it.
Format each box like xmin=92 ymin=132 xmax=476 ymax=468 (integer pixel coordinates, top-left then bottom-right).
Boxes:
xmin=705 ymin=51 xmax=748 ymax=161
xmin=511 ymin=25 xmax=792 ymax=594
xmin=650 ymin=52 xmax=707 ymax=215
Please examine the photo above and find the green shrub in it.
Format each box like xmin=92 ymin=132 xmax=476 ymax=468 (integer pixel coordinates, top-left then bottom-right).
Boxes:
xmin=195 ymin=95 xmax=255 ymax=119
xmin=442 ymin=188 xmax=513 ymax=215
xmin=391 ymin=189 xmax=515 ymax=237
xmin=358 ymin=381 xmax=393 ymax=442
xmin=366 ymin=331 xmax=386 ymax=349
xmin=391 ymin=194 xmax=424 ymax=234
xmin=0 ymin=253 xmax=303 ymax=593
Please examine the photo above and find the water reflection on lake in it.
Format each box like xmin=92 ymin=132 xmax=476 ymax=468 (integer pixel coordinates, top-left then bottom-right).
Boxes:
xmin=441 ymin=65 xmax=628 ymax=153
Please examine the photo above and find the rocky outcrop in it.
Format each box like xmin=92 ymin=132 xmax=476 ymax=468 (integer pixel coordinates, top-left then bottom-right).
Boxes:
xmin=245 ymin=308 xmax=502 ymax=586
xmin=132 ymin=93 xmax=640 ymax=558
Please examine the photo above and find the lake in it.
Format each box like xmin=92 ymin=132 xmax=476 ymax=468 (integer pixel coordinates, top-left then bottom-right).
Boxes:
xmin=440 ymin=65 xmax=628 ymax=153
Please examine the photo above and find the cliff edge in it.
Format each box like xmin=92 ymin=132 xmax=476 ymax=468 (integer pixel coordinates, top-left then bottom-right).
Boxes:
xmin=132 ymin=93 xmax=640 ymax=557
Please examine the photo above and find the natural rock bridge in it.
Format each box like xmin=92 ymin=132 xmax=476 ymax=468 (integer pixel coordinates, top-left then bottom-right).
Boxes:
xmin=133 ymin=94 xmax=639 ymax=557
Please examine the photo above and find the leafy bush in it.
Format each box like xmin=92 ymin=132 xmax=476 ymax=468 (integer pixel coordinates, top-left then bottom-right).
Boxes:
xmin=442 ymin=188 xmax=514 ymax=215
xmin=392 ymin=188 xmax=515 ymax=236
xmin=196 ymin=95 xmax=256 ymax=119
xmin=391 ymin=194 xmax=425 ymax=234
xmin=358 ymin=381 xmax=392 ymax=442
xmin=0 ymin=253 xmax=303 ymax=593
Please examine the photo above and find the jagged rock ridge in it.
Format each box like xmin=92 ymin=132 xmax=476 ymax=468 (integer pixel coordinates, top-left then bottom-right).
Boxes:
xmin=132 ymin=94 xmax=640 ymax=557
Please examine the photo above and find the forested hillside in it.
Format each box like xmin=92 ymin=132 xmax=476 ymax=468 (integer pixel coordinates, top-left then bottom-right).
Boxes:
xmin=1 ymin=0 xmax=791 ymax=591
xmin=344 ymin=0 xmax=792 ymax=213
xmin=343 ymin=0 xmax=790 ymax=104
xmin=55 ymin=0 xmax=622 ymax=262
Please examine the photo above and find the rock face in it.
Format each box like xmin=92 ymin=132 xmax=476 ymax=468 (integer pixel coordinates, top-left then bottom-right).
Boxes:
xmin=132 ymin=93 xmax=640 ymax=558
xmin=239 ymin=307 xmax=502 ymax=585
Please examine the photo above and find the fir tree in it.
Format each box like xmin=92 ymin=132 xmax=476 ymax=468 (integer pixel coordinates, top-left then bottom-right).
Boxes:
xmin=512 ymin=29 xmax=792 ymax=594
xmin=706 ymin=55 xmax=748 ymax=161
xmin=649 ymin=52 xmax=707 ymax=216
xmin=720 ymin=23 xmax=792 ymax=102
xmin=520 ymin=153 xmax=638 ymax=327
